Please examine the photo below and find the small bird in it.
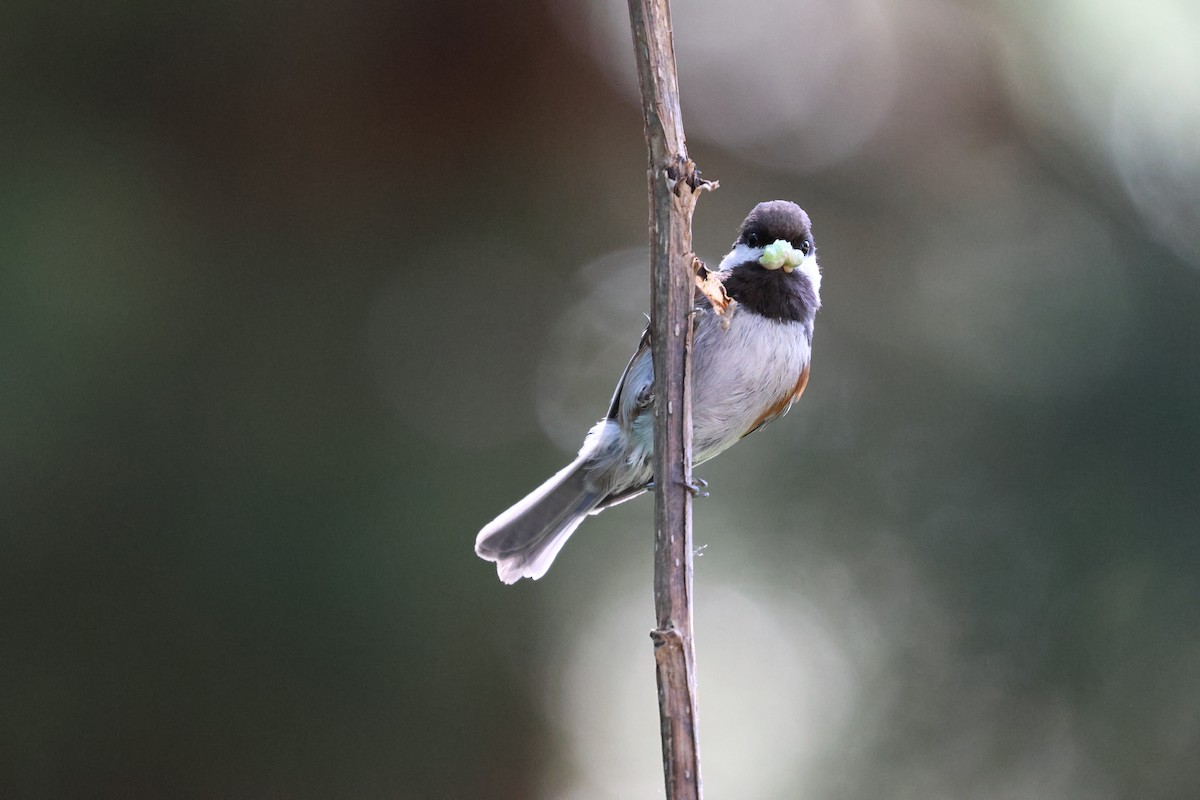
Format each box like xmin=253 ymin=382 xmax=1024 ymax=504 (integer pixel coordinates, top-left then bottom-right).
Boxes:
xmin=475 ymin=201 xmax=822 ymax=583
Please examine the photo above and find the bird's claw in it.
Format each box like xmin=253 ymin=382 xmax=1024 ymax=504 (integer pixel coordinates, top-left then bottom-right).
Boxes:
xmin=645 ymin=478 xmax=708 ymax=498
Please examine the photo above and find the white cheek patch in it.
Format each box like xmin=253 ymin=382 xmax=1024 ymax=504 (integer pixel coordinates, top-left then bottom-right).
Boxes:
xmin=797 ymin=254 xmax=821 ymax=295
xmin=718 ymin=243 xmax=763 ymax=272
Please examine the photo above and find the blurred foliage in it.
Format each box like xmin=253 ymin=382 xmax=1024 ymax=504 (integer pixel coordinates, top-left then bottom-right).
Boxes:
xmin=1 ymin=0 xmax=1198 ymax=798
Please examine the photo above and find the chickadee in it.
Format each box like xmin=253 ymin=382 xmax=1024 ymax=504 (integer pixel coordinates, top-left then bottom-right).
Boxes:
xmin=476 ymin=201 xmax=822 ymax=583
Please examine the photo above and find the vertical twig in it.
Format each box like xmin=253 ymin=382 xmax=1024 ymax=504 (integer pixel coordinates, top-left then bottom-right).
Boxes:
xmin=626 ymin=1 xmax=714 ymax=798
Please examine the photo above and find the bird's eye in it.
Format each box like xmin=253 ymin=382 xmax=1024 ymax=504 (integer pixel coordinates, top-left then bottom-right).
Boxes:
xmin=800 ymin=238 xmax=812 ymax=255
xmin=747 ymin=231 xmax=761 ymax=248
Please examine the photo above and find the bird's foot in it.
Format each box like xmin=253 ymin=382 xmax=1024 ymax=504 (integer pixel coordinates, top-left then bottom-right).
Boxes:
xmin=645 ymin=478 xmax=708 ymax=498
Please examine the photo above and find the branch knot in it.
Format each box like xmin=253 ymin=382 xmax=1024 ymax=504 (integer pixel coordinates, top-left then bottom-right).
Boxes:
xmin=665 ymin=156 xmax=718 ymax=197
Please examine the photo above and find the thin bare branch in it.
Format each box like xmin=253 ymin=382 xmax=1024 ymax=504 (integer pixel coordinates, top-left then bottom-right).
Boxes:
xmin=625 ymin=1 xmax=715 ymax=797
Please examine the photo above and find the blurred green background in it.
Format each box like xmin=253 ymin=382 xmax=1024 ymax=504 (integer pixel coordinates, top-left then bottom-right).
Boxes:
xmin=3 ymin=0 xmax=1199 ymax=797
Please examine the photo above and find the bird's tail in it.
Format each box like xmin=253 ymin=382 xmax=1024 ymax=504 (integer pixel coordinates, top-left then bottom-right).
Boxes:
xmin=475 ymin=455 xmax=602 ymax=584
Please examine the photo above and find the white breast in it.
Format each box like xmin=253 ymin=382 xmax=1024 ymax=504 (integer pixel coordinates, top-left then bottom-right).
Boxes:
xmin=689 ymin=307 xmax=812 ymax=463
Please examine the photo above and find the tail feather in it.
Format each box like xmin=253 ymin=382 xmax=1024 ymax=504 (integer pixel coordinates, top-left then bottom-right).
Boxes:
xmin=475 ymin=457 xmax=601 ymax=583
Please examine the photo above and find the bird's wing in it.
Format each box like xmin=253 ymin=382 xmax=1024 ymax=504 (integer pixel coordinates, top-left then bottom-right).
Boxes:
xmin=605 ymin=325 xmax=652 ymax=421
xmin=605 ymin=284 xmax=717 ymax=421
